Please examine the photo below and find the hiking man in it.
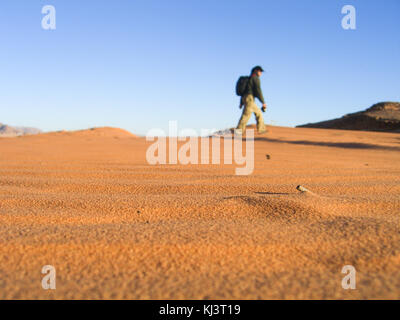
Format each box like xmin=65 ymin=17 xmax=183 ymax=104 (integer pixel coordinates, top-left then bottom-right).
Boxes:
xmin=236 ymin=66 xmax=267 ymax=134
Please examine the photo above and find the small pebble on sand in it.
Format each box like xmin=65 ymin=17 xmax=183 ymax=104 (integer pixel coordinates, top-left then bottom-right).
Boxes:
xmin=296 ymin=185 xmax=310 ymax=193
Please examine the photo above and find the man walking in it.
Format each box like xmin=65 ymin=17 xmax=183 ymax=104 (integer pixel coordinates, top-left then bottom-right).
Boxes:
xmin=236 ymin=66 xmax=267 ymax=134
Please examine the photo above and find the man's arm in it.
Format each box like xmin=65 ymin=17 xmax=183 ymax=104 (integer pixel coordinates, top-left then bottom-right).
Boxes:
xmin=253 ymin=76 xmax=265 ymax=105
xmin=239 ymin=97 xmax=244 ymax=109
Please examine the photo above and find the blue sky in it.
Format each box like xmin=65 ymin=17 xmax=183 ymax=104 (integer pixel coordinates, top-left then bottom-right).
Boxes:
xmin=1 ymin=0 xmax=399 ymax=135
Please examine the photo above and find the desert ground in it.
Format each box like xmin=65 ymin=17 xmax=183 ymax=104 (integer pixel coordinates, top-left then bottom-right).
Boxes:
xmin=0 ymin=125 xmax=399 ymax=299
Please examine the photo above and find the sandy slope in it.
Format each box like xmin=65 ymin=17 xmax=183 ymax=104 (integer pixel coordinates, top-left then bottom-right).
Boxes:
xmin=0 ymin=126 xmax=399 ymax=299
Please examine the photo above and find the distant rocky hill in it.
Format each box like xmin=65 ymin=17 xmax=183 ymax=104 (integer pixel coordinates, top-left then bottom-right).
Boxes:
xmin=297 ymin=102 xmax=400 ymax=132
xmin=0 ymin=123 xmax=42 ymax=137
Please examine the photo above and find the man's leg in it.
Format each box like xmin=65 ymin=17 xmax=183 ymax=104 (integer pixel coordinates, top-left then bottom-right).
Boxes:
xmin=252 ymin=103 xmax=266 ymax=133
xmin=236 ymin=105 xmax=252 ymax=133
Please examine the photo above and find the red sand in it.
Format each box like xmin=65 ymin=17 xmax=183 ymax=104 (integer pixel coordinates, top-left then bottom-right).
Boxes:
xmin=0 ymin=126 xmax=399 ymax=299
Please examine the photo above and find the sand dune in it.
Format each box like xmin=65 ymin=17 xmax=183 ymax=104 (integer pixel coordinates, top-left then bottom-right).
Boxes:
xmin=0 ymin=126 xmax=399 ymax=299
xmin=42 ymin=127 xmax=137 ymax=138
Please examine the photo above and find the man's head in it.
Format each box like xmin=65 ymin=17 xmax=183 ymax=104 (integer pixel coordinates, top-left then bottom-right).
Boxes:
xmin=251 ymin=65 xmax=264 ymax=77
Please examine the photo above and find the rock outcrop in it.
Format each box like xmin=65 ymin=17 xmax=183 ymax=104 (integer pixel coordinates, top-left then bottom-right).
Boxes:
xmin=0 ymin=123 xmax=42 ymax=137
xmin=297 ymin=102 xmax=400 ymax=132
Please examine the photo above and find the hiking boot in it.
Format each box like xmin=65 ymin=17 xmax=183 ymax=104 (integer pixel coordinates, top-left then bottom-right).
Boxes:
xmin=258 ymin=128 xmax=268 ymax=134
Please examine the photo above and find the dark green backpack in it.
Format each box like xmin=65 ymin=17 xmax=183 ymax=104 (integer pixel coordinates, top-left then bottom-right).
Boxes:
xmin=235 ymin=76 xmax=250 ymax=96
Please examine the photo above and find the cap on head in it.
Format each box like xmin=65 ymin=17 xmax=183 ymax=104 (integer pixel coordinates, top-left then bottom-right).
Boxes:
xmin=251 ymin=66 xmax=264 ymax=74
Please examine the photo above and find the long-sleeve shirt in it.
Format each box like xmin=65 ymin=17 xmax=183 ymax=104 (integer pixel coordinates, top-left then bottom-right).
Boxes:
xmin=246 ymin=75 xmax=265 ymax=104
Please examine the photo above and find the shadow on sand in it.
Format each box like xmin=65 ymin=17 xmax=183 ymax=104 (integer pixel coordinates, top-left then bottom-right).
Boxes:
xmin=250 ymin=137 xmax=400 ymax=151
xmin=255 ymin=192 xmax=292 ymax=195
